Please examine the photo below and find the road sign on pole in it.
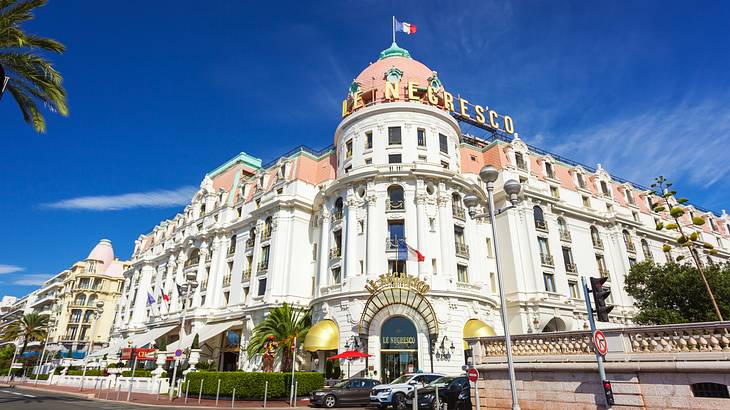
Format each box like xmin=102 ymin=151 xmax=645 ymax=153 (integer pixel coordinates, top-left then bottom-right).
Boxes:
xmin=582 ymin=277 xmax=613 ymax=408
xmin=593 ymin=330 xmax=608 ymax=356
xmin=467 ymin=367 xmax=479 ymax=383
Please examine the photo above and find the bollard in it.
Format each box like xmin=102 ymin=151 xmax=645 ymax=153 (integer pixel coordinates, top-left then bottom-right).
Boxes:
xmin=93 ymin=378 xmax=99 ymax=394
xmin=473 ymin=379 xmax=481 ymax=410
xmin=413 ymin=386 xmax=418 ymax=410
xmin=105 ymin=380 xmax=111 ymax=400
xmin=185 ymin=378 xmax=190 ymax=403
xmin=116 ymin=383 xmax=121 ymax=401
xmin=198 ymin=379 xmax=203 ymax=404
xmin=434 ymin=386 xmax=439 ymax=410
xmin=232 ymin=387 xmax=236 ymax=408
xmin=157 ymin=379 xmax=162 ymax=401
xmin=263 ymin=380 xmax=268 ymax=408
xmin=216 ymin=378 xmax=221 ymax=406
xmin=178 ymin=378 xmax=183 ymax=398
xmin=127 ymin=378 xmax=133 ymax=402
xmin=293 ymin=381 xmax=298 ymax=408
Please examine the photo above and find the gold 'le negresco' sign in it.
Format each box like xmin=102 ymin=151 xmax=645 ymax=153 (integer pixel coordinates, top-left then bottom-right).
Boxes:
xmin=342 ymin=80 xmax=516 ymax=134
xmin=365 ymin=272 xmax=430 ymax=295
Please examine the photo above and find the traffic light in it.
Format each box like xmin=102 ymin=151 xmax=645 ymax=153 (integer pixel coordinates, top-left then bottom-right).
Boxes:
xmin=590 ymin=276 xmax=614 ymax=322
xmin=602 ymin=380 xmax=615 ymax=405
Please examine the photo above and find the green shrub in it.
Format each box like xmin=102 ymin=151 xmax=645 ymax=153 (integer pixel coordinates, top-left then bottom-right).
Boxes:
xmin=121 ymin=369 xmax=166 ymax=378
xmin=186 ymin=371 xmax=324 ymax=399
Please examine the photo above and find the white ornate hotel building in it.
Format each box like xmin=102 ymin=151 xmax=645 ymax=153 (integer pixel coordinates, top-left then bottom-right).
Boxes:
xmin=109 ymin=43 xmax=730 ymax=380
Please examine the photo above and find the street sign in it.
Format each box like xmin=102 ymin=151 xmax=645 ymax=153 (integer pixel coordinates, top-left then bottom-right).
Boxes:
xmin=467 ymin=367 xmax=479 ymax=383
xmin=593 ymin=330 xmax=608 ymax=356
xmin=175 ymin=349 xmax=183 ymax=357
xmin=11 ymin=363 xmax=22 ymax=369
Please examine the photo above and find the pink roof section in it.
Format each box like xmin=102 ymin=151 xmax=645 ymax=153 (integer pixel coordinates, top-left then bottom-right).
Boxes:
xmin=294 ymin=153 xmax=336 ymax=185
xmin=87 ymin=239 xmax=114 ymax=269
xmin=102 ymin=260 xmax=125 ymax=277
xmin=353 ymin=56 xmax=436 ymax=104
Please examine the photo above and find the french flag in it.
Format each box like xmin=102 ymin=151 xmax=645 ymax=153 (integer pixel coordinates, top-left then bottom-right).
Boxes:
xmin=405 ymin=242 xmax=425 ymax=262
xmin=396 ymin=19 xmax=417 ymax=35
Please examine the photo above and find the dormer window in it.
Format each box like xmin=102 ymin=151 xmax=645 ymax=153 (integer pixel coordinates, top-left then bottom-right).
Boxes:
xmin=427 ymin=71 xmax=442 ymax=90
xmin=600 ymin=181 xmax=611 ymax=197
xmin=515 ymin=152 xmax=526 ymax=170
xmin=709 ymin=218 xmax=717 ymax=231
xmin=576 ymin=173 xmax=586 ymax=189
xmin=545 ymin=162 xmax=555 ymax=179
xmin=385 ymin=66 xmax=403 ymax=84
xmin=345 ymin=139 xmax=353 ymax=158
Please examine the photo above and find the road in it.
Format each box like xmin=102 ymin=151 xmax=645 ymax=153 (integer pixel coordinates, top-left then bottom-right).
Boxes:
xmin=0 ymin=386 xmax=365 ymax=410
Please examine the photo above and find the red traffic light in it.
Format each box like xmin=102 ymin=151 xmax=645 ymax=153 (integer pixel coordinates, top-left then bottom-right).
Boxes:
xmin=603 ymin=381 xmax=612 ymax=389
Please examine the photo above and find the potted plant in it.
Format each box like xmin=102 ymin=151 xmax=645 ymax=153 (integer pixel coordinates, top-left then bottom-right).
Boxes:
xmin=188 ymin=334 xmax=201 ymax=372
xmin=153 ymin=337 xmax=168 ymax=378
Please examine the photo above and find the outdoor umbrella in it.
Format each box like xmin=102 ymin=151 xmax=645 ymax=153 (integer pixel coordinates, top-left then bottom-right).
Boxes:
xmin=327 ymin=350 xmax=372 ymax=378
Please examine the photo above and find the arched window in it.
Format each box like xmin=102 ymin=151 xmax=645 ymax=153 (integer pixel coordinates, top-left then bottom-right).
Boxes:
xmin=557 ymin=217 xmax=570 ymax=241
xmin=74 ymin=294 xmax=86 ymax=306
xmin=263 ymin=216 xmax=273 ymax=239
xmin=334 ymin=197 xmax=344 ymax=219
xmin=186 ymin=248 xmax=200 ymax=267
xmin=590 ymin=226 xmax=602 ymax=248
xmin=533 ymin=206 xmax=546 ymax=231
xmin=641 ymin=239 xmax=652 ymax=260
xmin=70 ymin=309 xmax=82 ymax=323
xmin=87 ymin=294 xmax=97 ymax=307
xmin=623 ymin=230 xmax=635 ymax=252
xmin=452 ymin=192 xmax=465 ymax=220
xmin=387 ymin=185 xmax=404 ymax=210
xmin=83 ymin=310 xmax=94 ymax=323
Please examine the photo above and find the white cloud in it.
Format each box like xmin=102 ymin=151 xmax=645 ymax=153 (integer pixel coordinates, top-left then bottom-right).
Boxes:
xmin=0 ymin=265 xmax=24 ymax=274
xmin=552 ymin=98 xmax=730 ymax=192
xmin=42 ymin=186 xmax=198 ymax=211
xmin=13 ymin=274 xmax=49 ymax=287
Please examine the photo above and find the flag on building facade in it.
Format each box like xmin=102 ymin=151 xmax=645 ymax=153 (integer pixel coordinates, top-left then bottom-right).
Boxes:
xmin=404 ymin=242 xmax=425 ymax=262
xmin=147 ymin=292 xmax=155 ymax=305
xmin=176 ymin=282 xmax=185 ymax=296
xmin=161 ymin=289 xmax=170 ymax=302
xmin=395 ymin=18 xmax=417 ymax=35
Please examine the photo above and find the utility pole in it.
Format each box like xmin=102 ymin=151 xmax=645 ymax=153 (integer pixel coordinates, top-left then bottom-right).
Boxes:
xmin=582 ymin=277 xmax=614 ymax=407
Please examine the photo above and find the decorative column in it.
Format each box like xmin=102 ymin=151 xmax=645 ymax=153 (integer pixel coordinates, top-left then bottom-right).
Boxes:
xmin=415 ymin=193 xmax=428 ymax=276
xmin=172 ymin=252 xmax=187 ymax=312
xmin=437 ymin=192 xmax=455 ymax=278
xmin=344 ymin=196 xmax=359 ymax=280
xmin=205 ymin=235 xmax=227 ymax=309
xmin=316 ymin=209 xmax=331 ymax=295
xmin=193 ymin=241 xmax=209 ymax=308
xmin=130 ymin=264 xmax=154 ymax=327
xmin=163 ymin=255 xmax=177 ymax=315
xmin=366 ymin=195 xmax=379 ymax=276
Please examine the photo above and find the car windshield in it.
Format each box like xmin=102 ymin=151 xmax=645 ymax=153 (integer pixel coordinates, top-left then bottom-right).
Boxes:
xmin=334 ymin=380 xmax=350 ymax=388
xmin=390 ymin=375 xmax=412 ymax=385
xmin=428 ymin=377 xmax=455 ymax=387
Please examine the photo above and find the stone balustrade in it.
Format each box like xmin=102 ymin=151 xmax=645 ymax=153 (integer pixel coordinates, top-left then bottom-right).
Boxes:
xmin=467 ymin=321 xmax=730 ymax=364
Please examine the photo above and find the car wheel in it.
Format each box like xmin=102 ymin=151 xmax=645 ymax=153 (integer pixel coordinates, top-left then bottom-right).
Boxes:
xmin=431 ymin=398 xmax=447 ymax=410
xmin=323 ymin=395 xmax=337 ymax=408
xmin=393 ymin=393 xmax=407 ymax=410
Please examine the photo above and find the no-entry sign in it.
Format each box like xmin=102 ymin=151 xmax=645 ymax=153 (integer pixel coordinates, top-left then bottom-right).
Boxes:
xmin=593 ymin=330 xmax=608 ymax=356
xmin=467 ymin=367 xmax=479 ymax=383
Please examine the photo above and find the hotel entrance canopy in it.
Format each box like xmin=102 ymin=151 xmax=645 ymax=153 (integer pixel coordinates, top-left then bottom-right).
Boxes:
xmin=171 ymin=320 xmax=243 ymax=351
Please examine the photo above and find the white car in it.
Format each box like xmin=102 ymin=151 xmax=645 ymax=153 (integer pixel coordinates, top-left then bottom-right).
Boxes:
xmin=369 ymin=373 xmax=444 ymax=409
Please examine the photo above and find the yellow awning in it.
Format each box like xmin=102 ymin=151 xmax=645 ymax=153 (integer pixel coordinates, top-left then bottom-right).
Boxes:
xmin=463 ymin=319 xmax=496 ymax=349
xmin=304 ymin=319 xmax=338 ymax=352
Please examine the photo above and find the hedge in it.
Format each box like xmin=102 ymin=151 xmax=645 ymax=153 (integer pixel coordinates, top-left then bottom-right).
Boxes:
xmin=186 ymin=371 xmax=324 ymax=399
xmin=121 ymin=369 xmax=167 ymax=378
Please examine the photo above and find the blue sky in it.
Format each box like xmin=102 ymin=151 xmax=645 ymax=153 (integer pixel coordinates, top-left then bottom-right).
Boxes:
xmin=2 ymin=0 xmax=730 ymax=297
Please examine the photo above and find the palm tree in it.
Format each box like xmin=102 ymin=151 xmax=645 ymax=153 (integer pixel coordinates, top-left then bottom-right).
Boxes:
xmin=1 ymin=312 xmax=49 ymax=358
xmin=1 ymin=0 xmax=68 ymax=132
xmin=247 ymin=303 xmax=311 ymax=372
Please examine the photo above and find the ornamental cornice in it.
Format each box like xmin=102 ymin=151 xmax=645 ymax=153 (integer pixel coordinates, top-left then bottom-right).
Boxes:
xmin=365 ymin=195 xmax=378 ymax=206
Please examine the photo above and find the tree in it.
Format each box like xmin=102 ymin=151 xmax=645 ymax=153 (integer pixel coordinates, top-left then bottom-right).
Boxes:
xmin=648 ymin=176 xmax=723 ymax=320
xmin=1 ymin=312 xmax=49 ymax=357
xmin=246 ymin=303 xmax=311 ymax=372
xmin=1 ymin=0 xmax=68 ymax=132
xmin=625 ymin=261 xmax=730 ymax=324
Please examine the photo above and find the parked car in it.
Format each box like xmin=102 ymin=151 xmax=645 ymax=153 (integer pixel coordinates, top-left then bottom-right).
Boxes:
xmin=370 ymin=373 xmax=444 ymax=409
xmin=310 ymin=378 xmax=381 ymax=408
xmin=405 ymin=376 xmax=471 ymax=410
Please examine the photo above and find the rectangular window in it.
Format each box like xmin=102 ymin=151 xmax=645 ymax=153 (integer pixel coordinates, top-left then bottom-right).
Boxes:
xmin=431 ymin=258 xmax=437 ymax=274
xmin=388 ymin=126 xmax=402 ymax=145
xmin=562 ymin=246 xmax=574 ymax=266
xmin=457 ymin=265 xmax=469 ymax=283
xmin=417 ymin=128 xmax=426 ymax=147
xmin=543 ymin=272 xmax=556 ymax=292
xmin=582 ymin=196 xmax=591 ymax=208
xmin=358 ymin=220 xmax=364 ymax=234
xmin=441 ymin=160 xmax=449 ymax=169
xmin=633 ymin=211 xmax=639 ymax=222
xmin=364 ymin=158 xmax=372 ymax=165
xmin=418 ymin=154 xmax=427 ymax=161
xmin=490 ymin=272 xmax=497 ymax=293
xmin=366 ymin=131 xmax=373 ymax=149
xmin=439 ymin=133 xmax=448 ymax=154
xmin=257 ymin=278 xmax=267 ymax=296
xmin=485 ymin=237 xmax=494 ymax=258
xmin=312 ymin=243 xmax=318 ymax=260
xmin=331 ymin=267 xmax=341 ymax=284
xmin=359 ymin=260 xmax=364 ymax=274
xmin=388 ymin=260 xmax=406 ymax=274
xmin=568 ymin=281 xmax=579 ymax=298
xmin=601 ymin=181 xmax=610 ymax=197
xmin=545 ymin=162 xmax=555 ymax=179
xmin=223 ymin=291 xmax=230 ymax=306
xmin=454 ymin=226 xmax=465 ymax=244
xmin=388 ymin=220 xmax=405 ymax=253
xmin=388 ymin=154 xmax=402 ymax=164
xmin=345 ymin=139 xmax=353 ymax=158
xmin=538 ymin=237 xmax=550 ymax=257
xmin=260 ymin=245 xmax=270 ymax=266
xmin=550 ymin=186 xmax=560 ymax=198
xmin=515 ymin=153 xmax=526 ymax=170
xmin=625 ymin=190 xmax=635 ymax=205
xmin=577 ymin=173 xmax=586 ymax=189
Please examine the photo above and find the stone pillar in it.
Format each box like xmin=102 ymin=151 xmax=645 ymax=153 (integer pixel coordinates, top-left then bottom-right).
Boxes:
xmin=437 ymin=192 xmax=455 ymax=277
xmin=130 ymin=264 xmax=154 ymax=327
xmin=344 ymin=196 xmax=359 ymax=279
xmin=366 ymin=195 xmax=379 ymax=276
xmin=416 ymin=193 xmax=428 ymax=276
xmin=163 ymin=255 xmax=177 ymax=315
xmin=205 ymin=235 xmax=227 ymax=309
xmin=193 ymin=241 xmax=209 ymax=308
xmin=316 ymin=209 xmax=331 ymax=295
xmin=172 ymin=252 xmax=187 ymax=312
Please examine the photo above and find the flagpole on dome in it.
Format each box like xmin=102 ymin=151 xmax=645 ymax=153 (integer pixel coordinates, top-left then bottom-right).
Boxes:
xmin=392 ymin=16 xmax=395 ymax=44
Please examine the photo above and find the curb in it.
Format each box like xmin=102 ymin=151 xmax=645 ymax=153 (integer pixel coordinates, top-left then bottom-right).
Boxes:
xmin=13 ymin=384 xmax=96 ymax=400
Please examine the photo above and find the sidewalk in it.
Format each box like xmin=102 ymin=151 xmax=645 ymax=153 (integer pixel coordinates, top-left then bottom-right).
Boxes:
xmin=14 ymin=381 xmax=311 ymax=409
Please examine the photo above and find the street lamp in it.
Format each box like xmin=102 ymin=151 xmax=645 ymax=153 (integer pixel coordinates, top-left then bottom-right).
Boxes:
xmin=34 ymin=317 xmax=57 ymax=386
xmin=463 ymin=165 xmax=522 ymax=410
xmin=80 ymin=300 xmax=104 ymax=391
xmin=169 ymin=271 xmax=198 ymax=400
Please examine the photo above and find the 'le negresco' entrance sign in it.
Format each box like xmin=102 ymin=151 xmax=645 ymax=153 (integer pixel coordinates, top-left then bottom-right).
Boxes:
xmin=365 ymin=272 xmax=430 ymax=295
xmin=341 ymin=80 xmax=516 ymax=134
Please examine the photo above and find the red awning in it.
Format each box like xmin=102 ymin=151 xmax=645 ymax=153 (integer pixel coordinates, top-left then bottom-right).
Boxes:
xmin=327 ymin=350 xmax=372 ymax=360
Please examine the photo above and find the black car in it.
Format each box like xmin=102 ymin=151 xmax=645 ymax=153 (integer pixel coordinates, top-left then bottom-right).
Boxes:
xmin=405 ymin=376 xmax=471 ymax=410
xmin=310 ymin=378 xmax=381 ymax=408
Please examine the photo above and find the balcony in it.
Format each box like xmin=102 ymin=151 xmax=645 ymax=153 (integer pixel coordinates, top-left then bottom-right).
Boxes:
xmin=332 ymin=211 xmax=343 ymax=222
xmin=184 ymin=257 xmax=200 ymax=269
xmin=535 ymin=220 xmax=549 ymax=233
xmin=386 ymin=200 xmax=404 ymax=211
xmin=261 ymin=230 xmax=272 ymax=241
xmin=565 ymin=263 xmax=577 ymax=273
xmin=329 ymin=247 xmax=341 ymax=260
xmin=643 ymin=251 xmax=653 ymax=261
xmin=455 ymin=242 xmax=470 ymax=258
xmin=452 ymin=206 xmax=466 ymax=221
xmin=227 ymin=246 xmax=236 ymax=256
xmin=559 ymin=230 xmax=572 ymax=242
xmin=626 ymin=241 xmax=636 ymax=254
xmin=257 ymin=261 xmax=269 ymax=273
xmin=592 ymin=238 xmax=604 ymax=250
xmin=386 ymin=239 xmax=400 ymax=250
xmin=223 ymin=274 xmax=232 ymax=286
xmin=245 ymin=238 xmax=255 ymax=249
xmin=540 ymin=253 xmax=554 ymax=267
xmin=242 ymin=268 xmax=251 ymax=280
xmin=599 ymin=266 xmax=610 ymax=278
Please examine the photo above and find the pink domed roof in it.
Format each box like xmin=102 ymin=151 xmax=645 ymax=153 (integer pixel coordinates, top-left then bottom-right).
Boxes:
xmin=87 ymin=239 xmax=114 ymax=268
xmin=102 ymin=260 xmax=125 ymax=277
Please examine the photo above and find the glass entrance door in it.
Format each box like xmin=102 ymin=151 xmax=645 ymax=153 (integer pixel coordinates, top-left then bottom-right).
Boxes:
xmin=380 ymin=316 xmax=419 ymax=383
